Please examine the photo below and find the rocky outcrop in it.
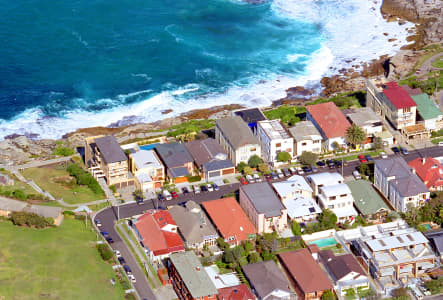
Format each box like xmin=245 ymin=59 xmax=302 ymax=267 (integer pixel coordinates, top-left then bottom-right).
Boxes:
xmin=0 ymin=136 xmax=57 ymax=164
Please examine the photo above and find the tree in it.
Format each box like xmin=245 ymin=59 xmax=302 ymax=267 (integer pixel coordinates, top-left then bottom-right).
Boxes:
xmin=292 ymin=221 xmax=302 ymax=235
xmin=236 ymin=162 xmax=247 ymax=173
xmin=321 ymin=290 xmax=336 ymax=300
xmin=299 ymin=151 xmax=318 ymax=166
xmin=346 ymin=124 xmax=366 ymax=148
xmin=248 ymin=252 xmax=261 ymax=264
xmin=217 ymin=238 xmax=230 ymax=250
xmin=258 ymin=163 xmax=269 ymax=173
xmin=331 ymin=141 xmax=340 ymax=150
xmin=243 ymin=166 xmax=253 ymax=176
xmin=373 ymin=136 xmax=384 ymax=150
xmin=223 ymin=249 xmax=235 ymax=264
xmin=277 ymin=151 xmax=291 ymax=163
xmin=318 ymin=209 xmax=337 ymax=229
xmin=248 ymin=155 xmax=263 ymax=168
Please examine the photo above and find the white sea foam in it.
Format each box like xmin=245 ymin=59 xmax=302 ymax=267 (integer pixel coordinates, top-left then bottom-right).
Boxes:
xmin=0 ymin=0 xmax=414 ymax=140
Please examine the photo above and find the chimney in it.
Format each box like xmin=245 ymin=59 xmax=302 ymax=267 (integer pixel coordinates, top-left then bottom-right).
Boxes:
xmin=423 ymin=158 xmax=426 ymax=165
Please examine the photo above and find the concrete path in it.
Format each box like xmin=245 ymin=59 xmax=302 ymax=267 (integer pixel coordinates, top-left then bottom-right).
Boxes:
xmin=419 ymin=52 xmax=443 ymax=74
xmin=11 ymin=156 xmax=75 ymax=171
xmin=56 ymin=198 xmax=109 ymax=208
xmin=98 ymin=178 xmax=118 ymax=206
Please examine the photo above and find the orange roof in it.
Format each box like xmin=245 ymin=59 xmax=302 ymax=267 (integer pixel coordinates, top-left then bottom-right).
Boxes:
xmin=202 ymin=197 xmax=256 ymax=244
xmin=218 ymin=284 xmax=255 ymax=300
xmin=306 ymin=102 xmax=351 ymax=138
xmin=135 ymin=210 xmax=184 ymax=256
xmin=409 ymin=157 xmax=443 ymax=190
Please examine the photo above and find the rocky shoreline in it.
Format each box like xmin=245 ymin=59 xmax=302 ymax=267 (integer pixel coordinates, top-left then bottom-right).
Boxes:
xmin=1 ymin=0 xmax=441 ymax=165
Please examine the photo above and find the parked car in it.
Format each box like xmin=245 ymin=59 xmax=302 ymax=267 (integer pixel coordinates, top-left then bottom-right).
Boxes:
xmin=271 ymin=172 xmax=278 ymax=180
xmin=365 ymin=154 xmax=373 ymax=162
xmin=282 ymin=168 xmax=291 ymax=177
xmin=136 ymin=198 xmax=144 ymax=205
xmin=438 ymin=141 xmax=443 ymax=147
xmin=157 ymin=193 xmax=165 ymax=201
xmin=302 ymin=166 xmax=312 ymax=174
xmin=123 ymin=265 xmax=132 ymax=275
xmin=206 ymin=184 xmax=214 ymax=192
xmin=106 ymin=237 xmax=114 ymax=243
xmin=380 ymin=151 xmax=388 ymax=158
xmin=95 ymin=219 xmax=102 ymax=227
xmin=358 ymin=155 xmax=367 ymax=163
xmin=296 ymin=167 xmax=304 ymax=175
xmin=316 ymin=160 xmax=326 ymax=168
xmin=289 ymin=167 xmax=297 ymax=174
xmin=171 ymin=191 xmax=178 ymax=198
xmin=264 ymin=173 xmax=272 ymax=181
xmin=114 ymin=250 xmax=121 ymax=258
xmin=276 ymin=169 xmax=284 ymax=178
xmin=400 ymin=147 xmax=409 ymax=155
xmin=178 ymin=201 xmax=187 ymax=207
xmin=181 ymin=187 xmax=189 ymax=194
xmin=100 ymin=231 xmax=109 ymax=237
xmin=239 ymin=177 xmax=248 ymax=185
xmin=193 ymin=185 xmax=201 ymax=194
xmin=253 ymin=173 xmax=262 ymax=182
xmin=246 ymin=174 xmax=255 ymax=183
xmin=392 ymin=147 xmax=400 ymax=154
xmin=118 ymin=257 xmax=126 ymax=264
xmin=162 ymin=190 xmax=172 ymax=201
xmin=326 ymin=159 xmax=335 ymax=169
xmin=128 ymin=274 xmax=136 ymax=283
xmin=311 ymin=165 xmax=318 ymax=173
xmin=353 ymin=170 xmax=361 ymax=180
xmin=212 ymin=183 xmax=219 ymax=191
xmin=334 ymin=160 xmax=343 ymax=168
xmin=200 ymin=185 xmax=208 ymax=192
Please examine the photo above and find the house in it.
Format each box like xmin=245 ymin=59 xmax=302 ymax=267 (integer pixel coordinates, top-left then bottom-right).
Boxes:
xmin=279 ymin=249 xmax=333 ymax=300
xmin=215 ymin=116 xmax=261 ymax=166
xmin=133 ymin=210 xmax=185 ymax=262
xmin=155 ymin=143 xmax=195 ymax=183
xmin=233 ymin=108 xmax=267 ymax=134
xmin=346 ymin=180 xmax=390 ymax=222
xmin=411 ymin=93 xmax=443 ymax=131
xmin=169 ymin=201 xmax=219 ymax=250
xmin=306 ymin=102 xmax=351 ymax=151
xmin=345 ymin=107 xmax=388 ymax=148
xmin=288 ymin=121 xmax=323 ymax=157
xmin=409 ymin=157 xmax=443 ymax=191
xmin=318 ymin=250 xmax=369 ymax=296
xmin=218 ymin=284 xmax=256 ymax=300
xmin=374 ymin=157 xmax=430 ymax=212
xmin=424 ymin=230 xmax=443 ymax=261
xmin=0 ymin=173 xmax=14 ymax=186
xmin=239 ymin=182 xmax=288 ymax=234
xmin=84 ymin=135 xmax=131 ymax=187
xmin=202 ymin=197 xmax=256 ymax=246
xmin=349 ymin=225 xmax=437 ymax=292
xmin=365 ymin=80 xmax=417 ymax=130
xmin=168 ymin=251 xmax=218 ymax=300
xmin=129 ymin=149 xmax=164 ymax=192
xmin=256 ymin=120 xmax=293 ymax=165
xmin=242 ymin=260 xmax=293 ymax=300
xmin=272 ymin=176 xmax=321 ymax=223
xmin=307 ymin=172 xmax=344 ymax=196
xmin=185 ymin=139 xmax=235 ymax=181
xmin=317 ymin=183 xmax=358 ymax=223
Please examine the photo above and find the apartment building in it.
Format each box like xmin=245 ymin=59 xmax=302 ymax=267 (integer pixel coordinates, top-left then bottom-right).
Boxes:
xmin=84 ymin=135 xmax=130 ymax=187
xmin=239 ymin=182 xmax=288 ymax=234
xmin=215 ymin=116 xmax=261 ymax=166
xmin=256 ymin=119 xmax=293 ymax=165
xmin=366 ymin=80 xmax=417 ymax=130
xmin=307 ymin=172 xmax=344 ymax=196
xmin=317 ymin=183 xmax=358 ymax=223
xmin=289 ymin=121 xmax=323 ymax=157
xmin=374 ymin=157 xmax=430 ymax=212
xmin=129 ymin=149 xmax=164 ymax=192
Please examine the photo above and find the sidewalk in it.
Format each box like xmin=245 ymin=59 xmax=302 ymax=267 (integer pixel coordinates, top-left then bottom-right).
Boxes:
xmin=99 ymin=178 xmax=118 ymax=206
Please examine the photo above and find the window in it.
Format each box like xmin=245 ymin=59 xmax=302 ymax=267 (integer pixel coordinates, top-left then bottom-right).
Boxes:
xmin=250 ymin=148 xmax=256 ymax=152
xmin=340 ymin=194 xmax=347 ymax=197
xmin=330 ymin=196 xmax=336 ymax=200
xmin=302 ymin=142 xmax=307 ymax=146
xmin=276 ymin=143 xmax=281 ymax=147
xmin=403 ymin=107 xmax=411 ymax=113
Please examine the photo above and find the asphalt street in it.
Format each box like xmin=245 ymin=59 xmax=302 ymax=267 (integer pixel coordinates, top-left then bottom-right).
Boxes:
xmin=94 ymin=145 xmax=443 ymax=300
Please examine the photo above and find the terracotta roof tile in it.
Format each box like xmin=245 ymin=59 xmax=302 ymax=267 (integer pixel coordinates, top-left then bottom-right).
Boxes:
xmin=306 ymin=102 xmax=351 ymax=138
xmin=409 ymin=157 xmax=443 ymax=190
xmin=217 ymin=284 xmax=255 ymax=300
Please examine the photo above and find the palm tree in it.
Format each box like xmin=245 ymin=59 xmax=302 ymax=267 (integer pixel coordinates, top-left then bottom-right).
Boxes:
xmin=346 ymin=124 xmax=366 ymax=148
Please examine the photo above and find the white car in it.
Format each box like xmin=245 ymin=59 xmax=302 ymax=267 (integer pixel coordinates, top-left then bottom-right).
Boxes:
xmin=296 ymin=167 xmax=304 ymax=175
xmin=439 ymin=141 xmax=443 ymax=147
xmin=353 ymin=170 xmax=361 ymax=180
xmin=162 ymin=190 xmax=172 ymax=201
xmin=207 ymin=184 xmax=214 ymax=192
xmin=114 ymin=250 xmax=121 ymax=258
xmin=276 ymin=169 xmax=284 ymax=178
xmin=253 ymin=173 xmax=262 ymax=182
xmin=380 ymin=151 xmax=388 ymax=158
xmin=193 ymin=185 xmax=201 ymax=194
xmin=246 ymin=174 xmax=255 ymax=183
xmin=289 ymin=167 xmax=296 ymax=174
xmin=128 ymin=274 xmax=136 ymax=283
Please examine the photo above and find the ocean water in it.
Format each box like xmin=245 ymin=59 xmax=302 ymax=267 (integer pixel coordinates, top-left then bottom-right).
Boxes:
xmin=0 ymin=0 xmax=413 ymax=139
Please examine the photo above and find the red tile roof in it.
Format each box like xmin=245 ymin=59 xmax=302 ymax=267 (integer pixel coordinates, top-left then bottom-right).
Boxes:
xmin=279 ymin=249 xmax=333 ymax=294
xmin=306 ymin=102 xmax=351 ymax=138
xmin=218 ymin=284 xmax=255 ymax=300
xmin=409 ymin=157 xmax=443 ymax=190
xmin=202 ymin=197 xmax=256 ymax=245
xmin=383 ymin=82 xmax=417 ymax=109
xmin=135 ymin=210 xmax=184 ymax=256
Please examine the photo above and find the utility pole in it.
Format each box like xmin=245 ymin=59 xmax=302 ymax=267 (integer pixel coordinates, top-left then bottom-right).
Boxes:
xmin=117 ymin=204 xmax=120 ymax=221
xmin=342 ymin=158 xmax=344 ymax=177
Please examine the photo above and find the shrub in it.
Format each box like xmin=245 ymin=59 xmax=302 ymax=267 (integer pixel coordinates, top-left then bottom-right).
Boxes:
xmin=299 ymin=151 xmax=318 ymax=166
xmin=277 ymin=151 xmax=291 ymax=163
xmin=248 ymin=155 xmax=263 ymax=168
xmin=109 ymin=185 xmax=117 ymax=194
xmin=10 ymin=211 xmax=53 ymax=228
xmin=236 ymin=162 xmax=247 ymax=173
xmin=336 ymin=243 xmax=342 ymax=249
xmin=292 ymin=222 xmax=302 ymax=235
xmin=223 ymin=178 xmax=229 ymax=184
xmin=97 ymin=243 xmax=113 ymax=261
xmin=12 ymin=189 xmax=27 ymax=200
xmin=53 ymin=146 xmax=75 ymax=156
xmin=321 ymin=290 xmax=337 ymax=300
xmin=187 ymin=175 xmax=201 ymax=182
xmin=258 ymin=163 xmax=269 ymax=173
xmin=67 ymin=163 xmax=103 ymax=195
xmin=64 ymin=211 xmax=75 ymax=216
xmin=243 ymin=166 xmax=253 ymax=176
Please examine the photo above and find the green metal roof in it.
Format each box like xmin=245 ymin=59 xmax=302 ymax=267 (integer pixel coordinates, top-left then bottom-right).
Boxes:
xmin=346 ymin=180 xmax=390 ymax=216
xmin=412 ymin=94 xmax=442 ymax=120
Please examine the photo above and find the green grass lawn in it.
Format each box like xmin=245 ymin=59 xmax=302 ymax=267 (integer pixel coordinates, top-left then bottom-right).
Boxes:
xmin=0 ymin=218 xmax=125 ymax=300
xmin=0 ymin=171 xmax=35 ymax=195
xmin=432 ymin=56 xmax=443 ymax=69
xmin=22 ymin=167 xmax=104 ymax=204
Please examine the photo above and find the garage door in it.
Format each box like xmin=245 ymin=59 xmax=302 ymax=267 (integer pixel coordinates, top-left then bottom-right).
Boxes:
xmin=222 ymin=168 xmax=235 ymax=175
xmin=208 ymin=170 xmax=221 ymax=178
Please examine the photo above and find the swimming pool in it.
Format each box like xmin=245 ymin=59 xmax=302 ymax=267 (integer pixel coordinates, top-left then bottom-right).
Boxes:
xmin=422 ymin=224 xmax=432 ymax=230
xmin=140 ymin=143 xmax=159 ymax=151
xmin=309 ymin=237 xmax=337 ymax=248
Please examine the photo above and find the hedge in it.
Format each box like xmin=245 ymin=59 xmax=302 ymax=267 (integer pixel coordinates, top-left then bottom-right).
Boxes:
xmin=187 ymin=175 xmax=201 ymax=182
xmin=97 ymin=243 xmax=113 ymax=261
xmin=10 ymin=211 xmax=53 ymax=228
xmin=67 ymin=163 xmax=103 ymax=195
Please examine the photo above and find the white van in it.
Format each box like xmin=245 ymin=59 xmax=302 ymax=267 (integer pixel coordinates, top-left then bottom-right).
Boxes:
xmin=162 ymin=190 xmax=172 ymax=201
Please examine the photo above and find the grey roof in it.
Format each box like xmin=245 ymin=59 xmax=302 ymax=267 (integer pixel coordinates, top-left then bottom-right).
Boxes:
xmin=390 ymin=174 xmax=429 ymax=197
xmin=169 ymin=201 xmax=218 ymax=246
xmin=204 ymin=160 xmax=234 ymax=172
xmin=242 ymin=261 xmax=291 ymax=299
xmin=94 ymin=136 xmax=127 ymax=164
xmin=374 ymin=156 xmax=412 ymax=178
xmin=319 ymin=251 xmax=366 ymax=281
xmin=155 ymin=143 xmax=193 ymax=169
xmin=347 ymin=180 xmax=390 ymax=216
xmin=216 ymin=116 xmax=259 ymax=149
xmin=425 ymin=230 xmax=443 ymax=254
xmin=169 ymin=251 xmax=218 ymax=298
xmin=169 ymin=167 xmax=189 ymax=178
xmin=234 ymin=108 xmax=267 ymax=124
xmin=288 ymin=121 xmax=322 ymax=141
xmin=0 ymin=197 xmax=27 ymax=212
xmin=24 ymin=205 xmax=63 ymax=219
xmin=241 ymin=182 xmax=285 ymax=218
xmin=185 ymin=139 xmax=229 ymax=168
xmin=346 ymin=107 xmax=383 ymax=127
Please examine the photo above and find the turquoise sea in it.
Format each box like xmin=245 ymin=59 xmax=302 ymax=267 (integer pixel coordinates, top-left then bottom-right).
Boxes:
xmin=0 ymin=0 xmax=412 ymax=139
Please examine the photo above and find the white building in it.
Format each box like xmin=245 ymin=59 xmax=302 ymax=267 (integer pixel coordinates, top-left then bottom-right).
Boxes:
xmin=289 ymin=121 xmax=323 ymax=157
xmin=317 ymin=184 xmax=358 ymax=223
xmin=272 ymin=175 xmax=313 ymax=200
xmin=307 ymin=172 xmax=344 ymax=196
xmin=346 ymin=107 xmax=388 ymax=149
xmin=256 ymin=120 xmax=293 ymax=165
